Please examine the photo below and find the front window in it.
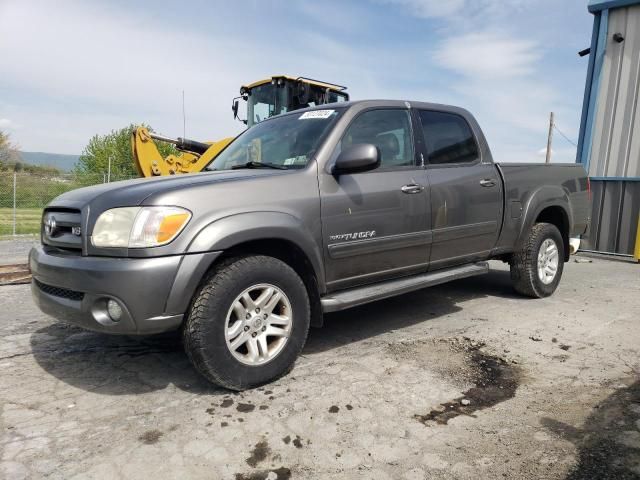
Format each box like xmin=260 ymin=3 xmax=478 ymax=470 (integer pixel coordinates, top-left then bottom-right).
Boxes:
xmin=246 ymin=83 xmax=289 ymax=127
xmin=328 ymin=91 xmax=348 ymax=103
xmin=208 ymin=108 xmax=344 ymax=171
xmin=340 ymin=109 xmax=414 ymax=168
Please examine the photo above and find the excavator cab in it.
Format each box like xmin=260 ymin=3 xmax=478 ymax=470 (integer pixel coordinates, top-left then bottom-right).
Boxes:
xmin=234 ymin=76 xmax=349 ymax=127
xmin=132 ymin=75 xmax=348 ymax=177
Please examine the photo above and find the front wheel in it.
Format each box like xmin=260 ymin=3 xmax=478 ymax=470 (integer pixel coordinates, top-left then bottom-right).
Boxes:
xmin=183 ymin=255 xmax=310 ymax=390
xmin=510 ymin=222 xmax=565 ymax=298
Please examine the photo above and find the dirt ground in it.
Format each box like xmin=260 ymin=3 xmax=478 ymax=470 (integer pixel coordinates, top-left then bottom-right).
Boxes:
xmin=1 ymin=256 xmax=639 ymax=479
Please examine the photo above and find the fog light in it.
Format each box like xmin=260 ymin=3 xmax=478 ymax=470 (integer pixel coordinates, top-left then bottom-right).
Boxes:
xmin=107 ymin=299 xmax=123 ymax=322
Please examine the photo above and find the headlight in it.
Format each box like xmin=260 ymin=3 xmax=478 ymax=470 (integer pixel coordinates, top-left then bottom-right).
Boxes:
xmin=91 ymin=206 xmax=191 ymax=248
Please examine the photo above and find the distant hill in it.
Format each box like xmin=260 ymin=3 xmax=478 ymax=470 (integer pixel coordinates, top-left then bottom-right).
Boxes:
xmin=18 ymin=151 xmax=80 ymax=172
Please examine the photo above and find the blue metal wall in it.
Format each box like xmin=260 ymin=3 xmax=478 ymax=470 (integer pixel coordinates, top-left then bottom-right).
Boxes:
xmin=578 ymin=1 xmax=640 ymax=255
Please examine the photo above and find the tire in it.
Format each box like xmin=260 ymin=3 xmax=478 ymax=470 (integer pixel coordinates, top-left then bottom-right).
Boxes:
xmin=510 ymin=222 xmax=565 ymax=298
xmin=183 ymin=255 xmax=310 ymax=391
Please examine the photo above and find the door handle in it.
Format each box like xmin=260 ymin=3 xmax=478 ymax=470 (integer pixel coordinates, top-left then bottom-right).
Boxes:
xmin=401 ymin=184 xmax=424 ymax=194
xmin=479 ymin=179 xmax=496 ymax=187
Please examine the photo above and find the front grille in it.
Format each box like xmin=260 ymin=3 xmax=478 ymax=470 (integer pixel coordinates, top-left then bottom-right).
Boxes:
xmin=42 ymin=208 xmax=82 ymax=250
xmin=35 ymin=279 xmax=84 ymax=301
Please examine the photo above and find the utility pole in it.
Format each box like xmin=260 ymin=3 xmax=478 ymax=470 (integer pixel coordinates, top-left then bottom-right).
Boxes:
xmin=107 ymin=155 xmax=112 ymax=183
xmin=545 ymin=112 xmax=554 ymax=164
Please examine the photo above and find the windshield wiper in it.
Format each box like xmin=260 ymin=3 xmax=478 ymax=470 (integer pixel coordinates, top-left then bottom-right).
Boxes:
xmin=231 ymin=161 xmax=287 ymax=170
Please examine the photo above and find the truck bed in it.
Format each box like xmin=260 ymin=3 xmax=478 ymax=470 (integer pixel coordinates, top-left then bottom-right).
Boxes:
xmin=494 ymin=162 xmax=590 ymax=252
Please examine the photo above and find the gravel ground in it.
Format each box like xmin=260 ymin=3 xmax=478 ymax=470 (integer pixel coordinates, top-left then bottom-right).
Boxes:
xmin=0 ymin=237 xmax=37 ymax=266
xmin=1 ymin=256 xmax=639 ymax=479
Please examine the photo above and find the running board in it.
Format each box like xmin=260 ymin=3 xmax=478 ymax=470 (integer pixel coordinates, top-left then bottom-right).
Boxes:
xmin=320 ymin=262 xmax=489 ymax=313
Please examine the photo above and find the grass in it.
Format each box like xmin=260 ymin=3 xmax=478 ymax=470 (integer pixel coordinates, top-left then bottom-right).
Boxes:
xmin=0 ymin=208 xmax=43 ymax=235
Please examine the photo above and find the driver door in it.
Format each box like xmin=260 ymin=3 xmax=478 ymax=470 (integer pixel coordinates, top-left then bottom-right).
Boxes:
xmin=319 ymin=108 xmax=431 ymax=291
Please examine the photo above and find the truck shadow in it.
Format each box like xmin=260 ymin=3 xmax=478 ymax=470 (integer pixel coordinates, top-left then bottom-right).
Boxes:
xmin=29 ymin=325 xmax=219 ymax=395
xmin=541 ymin=379 xmax=640 ymax=480
xmin=30 ymin=268 xmax=518 ymax=394
xmin=305 ymin=267 xmax=520 ymax=354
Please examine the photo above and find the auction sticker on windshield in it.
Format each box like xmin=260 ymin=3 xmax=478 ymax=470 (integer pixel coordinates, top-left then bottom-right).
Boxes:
xmin=299 ymin=110 xmax=335 ymax=120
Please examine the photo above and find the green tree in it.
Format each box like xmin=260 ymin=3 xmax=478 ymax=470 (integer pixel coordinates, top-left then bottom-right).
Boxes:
xmin=75 ymin=124 xmax=177 ymax=178
xmin=0 ymin=130 xmax=17 ymax=168
xmin=0 ymin=130 xmax=8 ymax=149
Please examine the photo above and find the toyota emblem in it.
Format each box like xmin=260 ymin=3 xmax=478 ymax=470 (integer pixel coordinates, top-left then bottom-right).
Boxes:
xmin=44 ymin=215 xmax=57 ymax=236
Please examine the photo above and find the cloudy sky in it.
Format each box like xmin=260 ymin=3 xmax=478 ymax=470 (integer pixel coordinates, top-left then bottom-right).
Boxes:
xmin=1 ymin=0 xmax=593 ymax=163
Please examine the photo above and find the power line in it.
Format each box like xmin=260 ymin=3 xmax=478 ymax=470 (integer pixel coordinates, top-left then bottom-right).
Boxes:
xmin=553 ymin=124 xmax=578 ymax=148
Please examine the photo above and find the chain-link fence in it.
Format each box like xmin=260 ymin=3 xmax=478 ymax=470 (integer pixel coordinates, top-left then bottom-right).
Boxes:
xmin=0 ymin=172 xmax=136 ymax=237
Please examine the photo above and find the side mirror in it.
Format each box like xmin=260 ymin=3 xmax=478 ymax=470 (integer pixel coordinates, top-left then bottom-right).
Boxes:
xmin=333 ymin=144 xmax=380 ymax=175
xmin=232 ymin=97 xmax=247 ymax=125
xmin=232 ymin=99 xmax=239 ymax=119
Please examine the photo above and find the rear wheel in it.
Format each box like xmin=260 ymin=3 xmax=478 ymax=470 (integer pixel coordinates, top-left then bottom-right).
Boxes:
xmin=510 ymin=222 xmax=564 ymax=298
xmin=183 ymin=255 xmax=310 ymax=390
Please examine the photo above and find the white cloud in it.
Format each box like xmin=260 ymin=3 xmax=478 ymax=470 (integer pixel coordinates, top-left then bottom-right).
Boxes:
xmin=434 ymin=32 xmax=540 ymax=79
xmin=377 ymin=0 xmax=529 ymax=20
xmin=377 ymin=0 xmax=465 ymax=18
xmin=373 ymin=0 xmax=582 ymax=164
xmin=0 ymin=0 xmax=391 ymax=152
xmin=538 ymin=147 xmax=550 ymax=156
xmin=0 ymin=118 xmax=13 ymax=128
xmin=0 ymin=0 xmax=273 ymax=151
xmin=426 ymin=27 xmax=582 ymax=164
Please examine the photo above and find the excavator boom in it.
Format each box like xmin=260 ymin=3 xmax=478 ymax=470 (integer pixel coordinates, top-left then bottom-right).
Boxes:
xmin=132 ymin=127 xmax=233 ymax=177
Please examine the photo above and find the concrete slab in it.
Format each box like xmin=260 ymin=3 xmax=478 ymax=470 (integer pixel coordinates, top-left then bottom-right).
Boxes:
xmin=1 ymin=259 xmax=638 ymax=479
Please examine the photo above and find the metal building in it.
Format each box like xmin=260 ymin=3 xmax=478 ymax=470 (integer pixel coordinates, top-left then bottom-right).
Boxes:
xmin=577 ymin=0 xmax=640 ymax=258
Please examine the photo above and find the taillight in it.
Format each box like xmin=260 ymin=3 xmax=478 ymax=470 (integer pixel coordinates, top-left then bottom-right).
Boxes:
xmin=587 ymin=178 xmax=591 ymax=201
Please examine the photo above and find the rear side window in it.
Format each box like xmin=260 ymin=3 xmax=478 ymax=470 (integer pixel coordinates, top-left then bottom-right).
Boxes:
xmin=418 ymin=110 xmax=479 ymax=165
xmin=341 ymin=109 xmax=414 ymax=168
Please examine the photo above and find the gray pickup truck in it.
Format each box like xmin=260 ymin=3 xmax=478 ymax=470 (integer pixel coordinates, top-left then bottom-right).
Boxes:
xmin=30 ymin=100 xmax=589 ymax=390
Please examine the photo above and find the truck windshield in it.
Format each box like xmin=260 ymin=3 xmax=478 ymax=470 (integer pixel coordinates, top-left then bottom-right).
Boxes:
xmin=207 ymin=108 xmax=344 ymax=171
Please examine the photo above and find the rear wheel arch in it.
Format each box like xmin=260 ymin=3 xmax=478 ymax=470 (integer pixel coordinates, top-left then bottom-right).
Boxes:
xmin=535 ymin=206 xmax=570 ymax=261
xmin=518 ymin=189 xmax=572 ymax=262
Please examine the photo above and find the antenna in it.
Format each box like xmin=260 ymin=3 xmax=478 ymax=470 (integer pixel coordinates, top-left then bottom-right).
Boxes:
xmin=182 ymin=90 xmax=186 ymax=138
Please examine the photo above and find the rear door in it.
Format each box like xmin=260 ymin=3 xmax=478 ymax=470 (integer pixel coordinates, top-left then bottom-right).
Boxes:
xmin=319 ymin=108 xmax=431 ymax=291
xmin=416 ymin=109 xmax=502 ymax=269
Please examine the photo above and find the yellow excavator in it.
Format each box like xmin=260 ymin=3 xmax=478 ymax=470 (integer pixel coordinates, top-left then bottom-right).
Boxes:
xmin=131 ymin=76 xmax=349 ymax=177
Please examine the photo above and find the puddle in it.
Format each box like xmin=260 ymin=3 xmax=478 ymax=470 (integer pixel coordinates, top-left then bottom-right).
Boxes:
xmin=234 ymin=467 xmax=291 ymax=480
xmin=138 ymin=429 xmax=163 ymax=444
xmin=237 ymin=403 xmax=255 ymax=413
xmin=246 ymin=440 xmax=271 ymax=468
xmin=409 ymin=339 xmax=520 ymax=426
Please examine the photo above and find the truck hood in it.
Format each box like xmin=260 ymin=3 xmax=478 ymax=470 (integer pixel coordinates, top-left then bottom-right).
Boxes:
xmin=48 ymin=169 xmax=289 ymax=211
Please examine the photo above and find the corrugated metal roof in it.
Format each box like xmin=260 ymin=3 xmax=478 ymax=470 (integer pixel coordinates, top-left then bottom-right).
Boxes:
xmin=589 ymin=0 xmax=640 ymax=13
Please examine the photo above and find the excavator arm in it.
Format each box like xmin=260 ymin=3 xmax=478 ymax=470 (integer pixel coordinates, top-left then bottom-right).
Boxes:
xmin=131 ymin=126 xmax=234 ymax=177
